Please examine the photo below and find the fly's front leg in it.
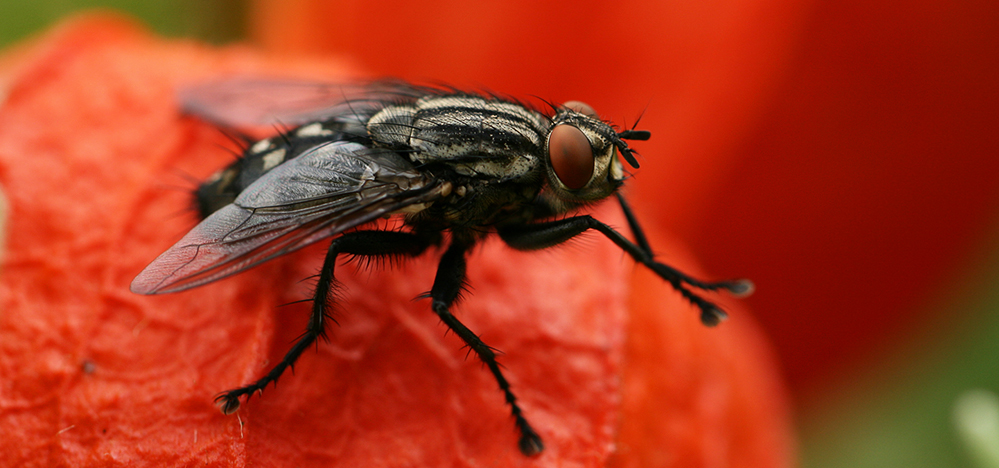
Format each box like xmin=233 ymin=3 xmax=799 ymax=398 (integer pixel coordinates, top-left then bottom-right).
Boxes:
xmin=498 ymin=207 xmax=753 ymax=326
xmin=615 ymin=193 xmax=653 ymax=255
xmin=614 ymin=193 xmax=755 ymax=297
xmin=427 ymin=240 xmax=544 ymax=456
xmin=215 ymin=230 xmax=431 ymax=414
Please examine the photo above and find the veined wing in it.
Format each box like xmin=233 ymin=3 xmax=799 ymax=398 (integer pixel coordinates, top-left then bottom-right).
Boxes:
xmin=132 ymin=141 xmax=446 ymax=294
xmin=179 ymin=78 xmax=437 ymax=131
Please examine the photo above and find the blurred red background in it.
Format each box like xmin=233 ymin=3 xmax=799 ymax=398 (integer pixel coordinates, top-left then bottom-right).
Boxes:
xmin=245 ymin=0 xmax=999 ymax=402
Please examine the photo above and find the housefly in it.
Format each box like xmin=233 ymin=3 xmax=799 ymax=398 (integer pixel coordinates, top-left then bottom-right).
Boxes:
xmin=131 ymin=79 xmax=753 ymax=456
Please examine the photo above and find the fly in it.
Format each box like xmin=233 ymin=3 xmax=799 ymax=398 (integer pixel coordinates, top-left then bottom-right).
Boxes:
xmin=131 ymin=79 xmax=754 ymax=456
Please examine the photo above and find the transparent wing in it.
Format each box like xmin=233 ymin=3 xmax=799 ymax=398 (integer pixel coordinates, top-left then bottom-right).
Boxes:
xmin=178 ymin=78 xmax=436 ymax=131
xmin=131 ymin=141 xmax=446 ymax=294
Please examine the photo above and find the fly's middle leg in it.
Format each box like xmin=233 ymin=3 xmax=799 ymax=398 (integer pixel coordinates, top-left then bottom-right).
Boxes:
xmin=215 ymin=230 xmax=431 ymax=414
xmin=427 ymin=240 xmax=545 ymax=456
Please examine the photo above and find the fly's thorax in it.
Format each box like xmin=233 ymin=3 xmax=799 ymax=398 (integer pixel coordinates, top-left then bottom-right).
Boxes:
xmin=542 ymin=110 xmax=626 ymax=206
xmin=446 ymin=181 xmax=542 ymax=228
xmin=367 ymin=95 xmax=548 ymax=181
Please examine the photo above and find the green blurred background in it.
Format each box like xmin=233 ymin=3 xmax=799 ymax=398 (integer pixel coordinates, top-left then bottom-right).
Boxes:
xmin=802 ymin=228 xmax=999 ymax=468
xmin=2 ymin=2 xmax=997 ymax=467
xmin=0 ymin=0 xmax=245 ymax=45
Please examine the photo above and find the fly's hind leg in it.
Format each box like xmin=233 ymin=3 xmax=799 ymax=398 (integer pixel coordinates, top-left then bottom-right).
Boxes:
xmin=427 ymin=239 xmax=545 ymax=456
xmin=215 ymin=230 xmax=431 ymax=414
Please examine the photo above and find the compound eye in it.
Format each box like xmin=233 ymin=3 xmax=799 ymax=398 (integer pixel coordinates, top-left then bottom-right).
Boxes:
xmin=561 ymin=100 xmax=597 ymax=117
xmin=549 ymin=124 xmax=594 ymax=190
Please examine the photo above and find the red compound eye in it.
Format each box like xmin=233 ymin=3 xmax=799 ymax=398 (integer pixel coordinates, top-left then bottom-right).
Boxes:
xmin=549 ymin=124 xmax=594 ymax=190
xmin=561 ymin=100 xmax=597 ymax=117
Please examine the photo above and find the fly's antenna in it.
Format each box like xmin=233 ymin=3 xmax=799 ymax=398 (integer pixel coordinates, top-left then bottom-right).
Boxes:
xmin=614 ymin=129 xmax=650 ymax=169
xmin=629 ymin=101 xmax=650 ymax=132
xmin=618 ymin=129 xmax=651 ymax=141
xmin=614 ymin=102 xmax=652 ymax=168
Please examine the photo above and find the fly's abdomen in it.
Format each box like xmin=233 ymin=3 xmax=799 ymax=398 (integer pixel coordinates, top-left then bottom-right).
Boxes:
xmin=195 ymin=117 xmax=373 ymax=219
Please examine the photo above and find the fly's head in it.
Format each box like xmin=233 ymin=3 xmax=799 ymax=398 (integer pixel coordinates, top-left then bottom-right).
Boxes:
xmin=544 ymin=101 xmax=650 ymax=205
